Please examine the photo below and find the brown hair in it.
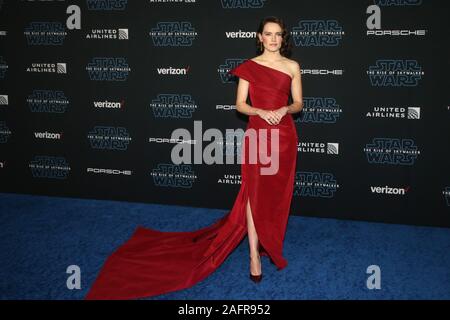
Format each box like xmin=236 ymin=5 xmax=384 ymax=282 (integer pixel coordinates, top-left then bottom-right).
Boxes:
xmin=256 ymin=16 xmax=293 ymax=57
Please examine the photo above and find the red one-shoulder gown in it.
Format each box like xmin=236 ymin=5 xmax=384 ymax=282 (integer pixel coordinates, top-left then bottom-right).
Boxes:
xmin=85 ymin=59 xmax=298 ymax=299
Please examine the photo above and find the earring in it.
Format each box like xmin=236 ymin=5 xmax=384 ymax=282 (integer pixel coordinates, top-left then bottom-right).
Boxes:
xmin=259 ymin=42 xmax=263 ymax=51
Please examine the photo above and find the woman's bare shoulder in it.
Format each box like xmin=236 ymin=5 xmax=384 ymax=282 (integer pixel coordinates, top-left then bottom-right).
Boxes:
xmin=283 ymin=57 xmax=300 ymax=67
xmin=283 ymin=58 xmax=301 ymax=74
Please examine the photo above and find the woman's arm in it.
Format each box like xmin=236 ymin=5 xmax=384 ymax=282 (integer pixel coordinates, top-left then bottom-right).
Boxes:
xmin=283 ymin=61 xmax=304 ymax=114
xmin=234 ymin=78 xmax=280 ymax=125
xmin=234 ymin=78 xmax=262 ymax=116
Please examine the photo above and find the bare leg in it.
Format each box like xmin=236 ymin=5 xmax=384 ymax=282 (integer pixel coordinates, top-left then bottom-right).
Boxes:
xmin=247 ymin=199 xmax=261 ymax=275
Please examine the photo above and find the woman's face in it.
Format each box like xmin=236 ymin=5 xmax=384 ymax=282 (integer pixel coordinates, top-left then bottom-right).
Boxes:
xmin=258 ymin=22 xmax=283 ymax=53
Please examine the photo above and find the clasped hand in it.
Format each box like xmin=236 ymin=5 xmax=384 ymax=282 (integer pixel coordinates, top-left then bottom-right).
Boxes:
xmin=257 ymin=107 xmax=288 ymax=125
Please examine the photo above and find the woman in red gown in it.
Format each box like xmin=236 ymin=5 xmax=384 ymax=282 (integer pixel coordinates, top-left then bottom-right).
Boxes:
xmin=85 ymin=16 xmax=303 ymax=300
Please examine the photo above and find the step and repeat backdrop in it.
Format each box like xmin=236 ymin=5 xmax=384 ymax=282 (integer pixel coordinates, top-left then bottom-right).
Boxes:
xmin=0 ymin=0 xmax=448 ymax=227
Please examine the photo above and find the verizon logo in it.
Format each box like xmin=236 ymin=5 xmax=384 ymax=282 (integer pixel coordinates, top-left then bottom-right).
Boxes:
xmin=157 ymin=66 xmax=189 ymax=75
xmin=370 ymin=185 xmax=410 ymax=195
xmin=225 ymin=30 xmax=255 ymax=38
xmin=34 ymin=131 xmax=62 ymax=139
xmin=94 ymin=100 xmax=124 ymax=109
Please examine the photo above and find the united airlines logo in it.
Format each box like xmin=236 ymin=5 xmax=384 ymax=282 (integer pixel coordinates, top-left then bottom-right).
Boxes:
xmin=86 ymin=28 xmax=128 ymax=40
xmin=86 ymin=57 xmax=131 ymax=81
xmin=221 ymin=0 xmax=267 ymax=8
xmin=408 ymin=107 xmax=420 ymax=119
xmin=292 ymin=20 xmax=345 ymax=47
xmin=29 ymin=156 xmax=71 ymax=179
xmin=87 ymin=126 xmax=132 ymax=150
xmin=149 ymin=22 xmax=197 ymax=46
xmin=295 ymin=97 xmax=342 ymax=124
xmin=150 ymin=94 xmax=197 ymax=119
xmin=93 ymin=100 xmax=124 ymax=109
xmin=150 ymin=163 xmax=197 ymax=188
xmin=24 ymin=22 xmax=67 ymax=45
xmin=217 ymin=174 xmax=242 ymax=185
xmin=294 ymin=171 xmax=340 ymax=198
xmin=0 ymin=121 xmax=11 ymax=143
xmin=0 ymin=56 xmax=8 ymax=79
xmin=27 ymin=90 xmax=69 ymax=113
xmin=367 ymin=60 xmax=424 ymax=87
xmin=366 ymin=106 xmax=421 ymax=119
xmin=86 ymin=0 xmax=127 ymax=10
xmin=26 ymin=63 xmax=67 ymax=74
xmin=298 ymin=142 xmax=339 ymax=155
xmin=443 ymin=187 xmax=450 ymax=206
xmin=370 ymin=185 xmax=410 ymax=195
xmin=0 ymin=95 xmax=8 ymax=106
xmin=374 ymin=0 xmax=422 ymax=6
xmin=222 ymin=58 xmax=245 ymax=83
xmin=364 ymin=138 xmax=420 ymax=165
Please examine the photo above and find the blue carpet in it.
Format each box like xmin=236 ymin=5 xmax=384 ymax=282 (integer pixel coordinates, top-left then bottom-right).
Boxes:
xmin=1 ymin=192 xmax=449 ymax=300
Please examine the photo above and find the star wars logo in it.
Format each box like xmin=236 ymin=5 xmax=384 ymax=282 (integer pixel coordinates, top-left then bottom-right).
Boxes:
xmin=24 ymin=22 xmax=67 ymax=45
xmin=150 ymin=94 xmax=197 ymax=118
xmin=367 ymin=60 xmax=424 ymax=87
xmin=28 ymin=90 xmax=69 ymax=113
xmin=364 ymin=138 xmax=420 ymax=165
xmin=150 ymin=22 xmax=197 ymax=47
xmin=292 ymin=20 xmax=344 ymax=47
xmin=86 ymin=0 xmax=127 ymax=10
xmin=0 ymin=121 xmax=11 ymax=143
xmin=87 ymin=126 xmax=132 ymax=150
xmin=295 ymin=97 xmax=342 ymax=124
xmin=29 ymin=156 xmax=71 ymax=179
xmin=0 ymin=56 xmax=8 ymax=79
xmin=86 ymin=57 xmax=131 ymax=81
xmin=443 ymin=187 xmax=450 ymax=206
xmin=150 ymin=163 xmax=196 ymax=188
xmin=220 ymin=0 xmax=266 ymax=9
xmin=294 ymin=171 xmax=340 ymax=198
